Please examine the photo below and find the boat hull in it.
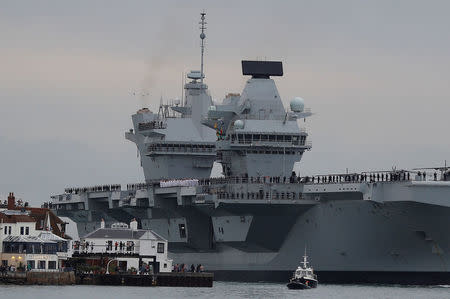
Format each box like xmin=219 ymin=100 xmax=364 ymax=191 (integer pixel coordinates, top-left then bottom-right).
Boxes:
xmin=287 ymin=282 xmax=312 ymax=289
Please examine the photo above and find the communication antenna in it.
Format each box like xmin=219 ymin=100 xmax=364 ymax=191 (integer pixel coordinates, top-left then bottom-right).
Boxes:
xmin=199 ymin=11 xmax=207 ymax=87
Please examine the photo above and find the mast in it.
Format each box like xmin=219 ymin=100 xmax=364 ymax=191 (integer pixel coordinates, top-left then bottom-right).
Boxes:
xmin=303 ymin=246 xmax=308 ymax=268
xmin=199 ymin=12 xmax=206 ymax=87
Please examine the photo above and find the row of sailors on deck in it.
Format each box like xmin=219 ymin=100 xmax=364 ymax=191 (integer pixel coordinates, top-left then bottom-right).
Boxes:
xmin=305 ymin=172 xmax=412 ymax=184
xmin=127 ymin=183 xmax=153 ymax=190
xmin=65 ymin=184 xmax=121 ymax=194
xmin=217 ymin=190 xmax=301 ymax=200
xmin=197 ymin=171 xmax=416 ymax=186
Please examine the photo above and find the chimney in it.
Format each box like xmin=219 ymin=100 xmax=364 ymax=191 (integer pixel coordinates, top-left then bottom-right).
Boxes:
xmin=7 ymin=193 xmax=15 ymax=210
xmin=100 ymin=218 xmax=105 ymax=229
xmin=130 ymin=218 xmax=138 ymax=230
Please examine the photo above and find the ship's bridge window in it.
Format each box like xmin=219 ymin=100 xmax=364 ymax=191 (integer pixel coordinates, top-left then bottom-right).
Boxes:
xmin=261 ymin=135 xmax=268 ymax=141
xmin=238 ymin=134 xmax=244 ymax=142
xmin=285 ymin=135 xmax=292 ymax=142
xmin=292 ymin=136 xmax=299 ymax=145
xmin=276 ymin=135 xmax=283 ymax=142
xmin=300 ymin=136 xmax=306 ymax=145
xmin=245 ymin=134 xmax=252 ymax=142
xmin=269 ymin=135 xmax=275 ymax=142
xmin=252 ymin=134 xmax=260 ymax=142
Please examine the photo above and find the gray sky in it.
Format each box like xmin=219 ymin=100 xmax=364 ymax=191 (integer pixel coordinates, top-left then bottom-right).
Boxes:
xmin=1 ymin=0 xmax=449 ymax=205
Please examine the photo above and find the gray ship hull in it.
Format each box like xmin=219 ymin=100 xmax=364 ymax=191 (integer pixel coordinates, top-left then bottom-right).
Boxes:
xmin=171 ymin=200 xmax=450 ymax=283
xmin=56 ymin=198 xmax=450 ymax=284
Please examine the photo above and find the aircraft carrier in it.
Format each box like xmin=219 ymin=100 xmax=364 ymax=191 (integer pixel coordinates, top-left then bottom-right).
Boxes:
xmin=47 ymin=13 xmax=450 ymax=284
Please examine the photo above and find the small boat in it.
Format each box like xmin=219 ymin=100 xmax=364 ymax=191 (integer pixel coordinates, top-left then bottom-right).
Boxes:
xmin=287 ymin=249 xmax=318 ymax=289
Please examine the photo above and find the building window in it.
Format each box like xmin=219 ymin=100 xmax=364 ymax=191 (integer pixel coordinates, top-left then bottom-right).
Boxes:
xmin=48 ymin=261 xmax=57 ymax=269
xmin=157 ymin=242 xmax=165 ymax=254
xmin=38 ymin=260 xmax=46 ymax=270
xmin=25 ymin=227 xmax=29 ymax=235
xmin=8 ymin=226 xmax=11 ymax=235
xmin=178 ymin=224 xmax=186 ymax=239
xmin=20 ymin=227 xmax=24 ymax=235
xmin=164 ymin=263 xmax=167 ymax=268
xmin=3 ymin=226 xmax=6 ymax=235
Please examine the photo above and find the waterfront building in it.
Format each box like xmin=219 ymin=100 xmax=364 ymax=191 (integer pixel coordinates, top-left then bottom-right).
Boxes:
xmin=76 ymin=219 xmax=172 ymax=273
xmin=0 ymin=193 xmax=70 ymax=271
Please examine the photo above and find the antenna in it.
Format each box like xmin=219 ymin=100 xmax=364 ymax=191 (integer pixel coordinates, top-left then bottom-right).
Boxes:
xmin=303 ymin=246 xmax=308 ymax=268
xmin=199 ymin=11 xmax=207 ymax=87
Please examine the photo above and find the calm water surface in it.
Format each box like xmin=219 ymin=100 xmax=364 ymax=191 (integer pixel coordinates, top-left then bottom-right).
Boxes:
xmin=0 ymin=282 xmax=449 ymax=299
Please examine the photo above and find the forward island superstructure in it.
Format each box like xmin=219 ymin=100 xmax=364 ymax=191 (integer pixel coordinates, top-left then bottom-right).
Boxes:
xmin=47 ymin=13 xmax=450 ymax=284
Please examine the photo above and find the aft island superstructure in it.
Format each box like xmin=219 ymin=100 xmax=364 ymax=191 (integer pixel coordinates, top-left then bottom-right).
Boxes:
xmin=47 ymin=13 xmax=450 ymax=284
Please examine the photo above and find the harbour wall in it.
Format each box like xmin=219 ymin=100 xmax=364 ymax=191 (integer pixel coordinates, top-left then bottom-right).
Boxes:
xmin=0 ymin=271 xmax=75 ymax=285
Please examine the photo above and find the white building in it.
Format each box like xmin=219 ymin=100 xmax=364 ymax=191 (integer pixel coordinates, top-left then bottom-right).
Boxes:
xmin=78 ymin=219 xmax=172 ymax=273
xmin=0 ymin=209 xmax=69 ymax=271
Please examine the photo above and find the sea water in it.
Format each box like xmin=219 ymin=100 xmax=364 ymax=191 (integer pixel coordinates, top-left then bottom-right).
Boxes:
xmin=0 ymin=282 xmax=448 ymax=299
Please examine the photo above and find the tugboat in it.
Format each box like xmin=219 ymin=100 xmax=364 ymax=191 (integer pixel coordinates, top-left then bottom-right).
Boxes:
xmin=287 ymin=250 xmax=318 ymax=290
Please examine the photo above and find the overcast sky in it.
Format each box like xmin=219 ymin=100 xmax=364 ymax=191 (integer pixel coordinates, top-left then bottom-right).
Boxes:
xmin=1 ymin=0 xmax=449 ymax=205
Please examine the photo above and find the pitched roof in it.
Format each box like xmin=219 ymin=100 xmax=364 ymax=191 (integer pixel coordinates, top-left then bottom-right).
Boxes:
xmin=38 ymin=231 xmax=67 ymax=242
xmin=3 ymin=235 xmax=54 ymax=243
xmin=15 ymin=207 xmax=65 ymax=237
xmin=0 ymin=212 xmax=35 ymax=223
xmin=84 ymin=228 xmax=165 ymax=241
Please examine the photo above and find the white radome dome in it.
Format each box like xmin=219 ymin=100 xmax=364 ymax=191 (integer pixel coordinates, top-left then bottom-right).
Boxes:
xmin=290 ymin=97 xmax=305 ymax=112
xmin=234 ymin=119 xmax=245 ymax=129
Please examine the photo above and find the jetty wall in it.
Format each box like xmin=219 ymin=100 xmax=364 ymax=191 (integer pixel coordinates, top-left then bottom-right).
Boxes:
xmin=0 ymin=271 xmax=75 ymax=285
xmin=26 ymin=271 xmax=75 ymax=285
